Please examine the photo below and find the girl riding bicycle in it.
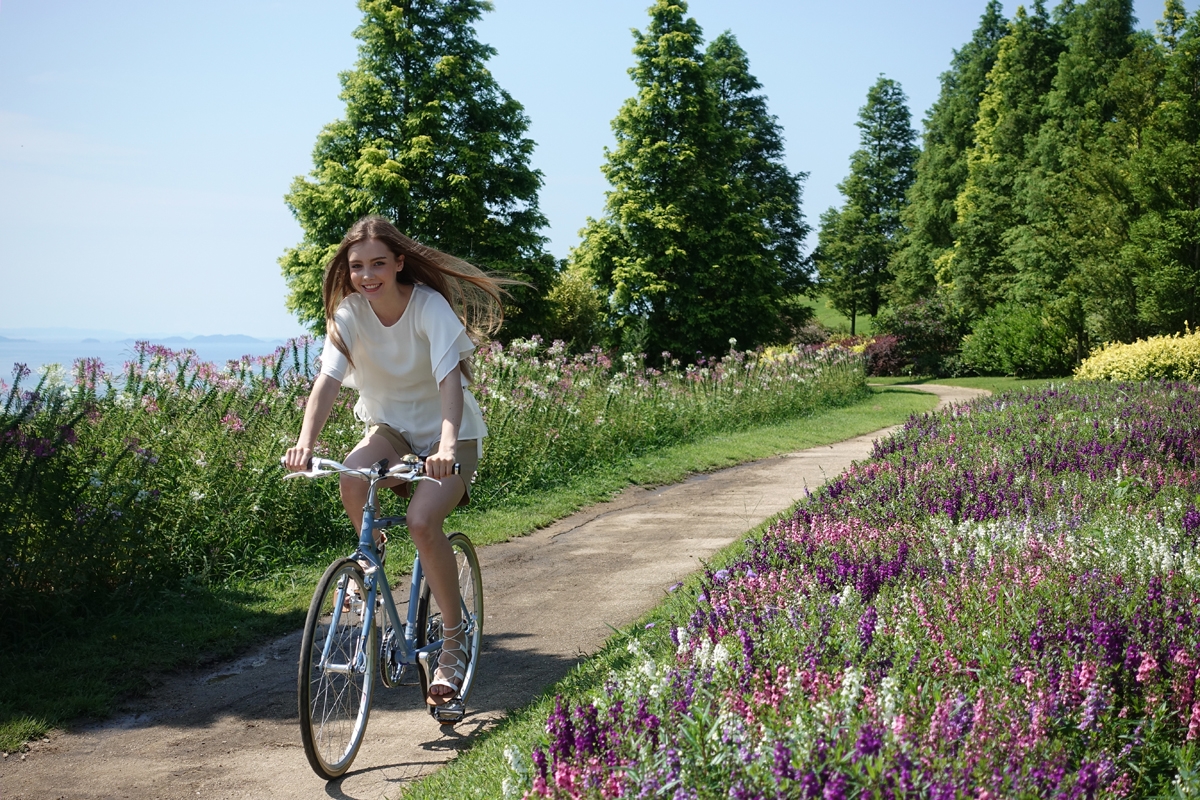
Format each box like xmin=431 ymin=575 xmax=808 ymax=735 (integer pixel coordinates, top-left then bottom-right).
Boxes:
xmin=284 ymin=215 xmax=503 ymax=707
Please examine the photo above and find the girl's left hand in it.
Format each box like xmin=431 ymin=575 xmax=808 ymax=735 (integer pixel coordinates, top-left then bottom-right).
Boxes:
xmin=425 ymin=446 xmax=457 ymax=480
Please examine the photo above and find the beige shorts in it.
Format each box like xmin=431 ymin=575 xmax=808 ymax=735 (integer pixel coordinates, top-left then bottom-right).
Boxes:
xmin=367 ymin=424 xmax=478 ymax=507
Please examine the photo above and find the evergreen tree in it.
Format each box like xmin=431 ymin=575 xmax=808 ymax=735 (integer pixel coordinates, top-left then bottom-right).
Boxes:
xmin=704 ymin=32 xmax=811 ymax=337
xmin=1004 ymin=0 xmax=1138 ymax=359
xmin=891 ymin=1 xmax=1007 ymax=304
xmin=1126 ymin=5 xmax=1200 ymax=333
xmin=816 ymin=77 xmax=918 ymax=333
xmin=1058 ymin=28 xmax=1164 ymax=344
xmin=279 ymin=0 xmax=555 ymax=338
xmin=574 ymin=1 xmax=808 ymax=358
xmin=947 ymin=2 xmax=1063 ymax=320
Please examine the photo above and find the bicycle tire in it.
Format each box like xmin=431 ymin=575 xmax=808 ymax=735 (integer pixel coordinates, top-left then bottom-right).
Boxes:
xmin=298 ymin=558 xmax=377 ymax=779
xmin=416 ymin=532 xmax=483 ymax=711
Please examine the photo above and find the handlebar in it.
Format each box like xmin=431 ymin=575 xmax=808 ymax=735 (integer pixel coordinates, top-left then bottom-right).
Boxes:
xmin=280 ymin=455 xmax=459 ymax=483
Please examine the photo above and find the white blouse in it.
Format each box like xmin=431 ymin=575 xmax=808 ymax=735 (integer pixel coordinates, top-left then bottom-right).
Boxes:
xmin=318 ymin=287 xmax=487 ymax=456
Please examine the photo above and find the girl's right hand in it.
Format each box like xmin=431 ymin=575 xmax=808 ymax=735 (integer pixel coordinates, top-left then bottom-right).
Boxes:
xmin=284 ymin=444 xmax=313 ymax=472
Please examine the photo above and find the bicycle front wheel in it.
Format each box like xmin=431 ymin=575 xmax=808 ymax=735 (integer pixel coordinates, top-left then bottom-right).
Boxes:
xmin=298 ymin=558 xmax=377 ymax=779
xmin=416 ymin=532 xmax=483 ymax=709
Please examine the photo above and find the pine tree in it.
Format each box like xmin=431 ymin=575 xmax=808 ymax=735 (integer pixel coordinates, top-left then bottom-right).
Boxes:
xmin=891 ymin=1 xmax=1007 ymax=304
xmin=1126 ymin=4 xmax=1200 ymax=333
xmin=279 ymin=0 xmax=555 ymax=338
xmin=703 ymin=32 xmax=811 ymax=340
xmin=574 ymin=1 xmax=808 ymax=358
xmin=816 ymin=77 xmax=918 ymax=333
xmin=1058 ymin=28 xmax=1164 ymax=344
xmin=1005 ymin=0 xmax=1138 ymax=358
xmin=946 ymin=2 xmax=1063 ymax=319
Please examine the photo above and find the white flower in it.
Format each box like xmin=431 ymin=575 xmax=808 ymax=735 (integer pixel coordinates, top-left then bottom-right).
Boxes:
xmin=840 ymin=666 xmax=864 ymax=711
xmin=880 ymin=675 xmax=900 ymax=723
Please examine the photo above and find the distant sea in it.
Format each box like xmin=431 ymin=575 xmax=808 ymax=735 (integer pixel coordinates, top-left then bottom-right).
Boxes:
xmin=0 ymin=335 xmax=301 ymax=376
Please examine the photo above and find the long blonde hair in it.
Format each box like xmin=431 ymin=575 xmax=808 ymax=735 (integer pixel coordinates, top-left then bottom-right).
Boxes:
xmin=322 ymin=216 xmax=507 ymax=377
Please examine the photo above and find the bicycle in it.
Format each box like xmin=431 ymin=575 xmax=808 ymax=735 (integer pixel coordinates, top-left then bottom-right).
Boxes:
xmin=282 ymin=453 xmax=483 ymax=780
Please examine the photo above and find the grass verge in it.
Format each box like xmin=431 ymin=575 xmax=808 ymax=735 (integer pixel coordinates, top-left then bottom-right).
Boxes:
xmin=0 ymin=387 xmax=936 ymax=753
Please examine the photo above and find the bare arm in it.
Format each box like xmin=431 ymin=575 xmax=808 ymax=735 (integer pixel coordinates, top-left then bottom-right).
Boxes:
xmin=425 ymin=363 xmax=463 ymax=480
xmin=284 ymin=373 xmax=343 ymax=471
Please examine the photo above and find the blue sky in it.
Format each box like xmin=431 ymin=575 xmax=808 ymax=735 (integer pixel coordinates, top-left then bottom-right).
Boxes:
xmin=0 ymin=0 xmax=1193 ymax=338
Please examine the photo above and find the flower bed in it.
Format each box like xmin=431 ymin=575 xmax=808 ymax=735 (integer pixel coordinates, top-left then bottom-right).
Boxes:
xmin=515 ymin=382 xmax=1200 ymax=798
xmin=0 ymin=338 xmax=865 ymax=628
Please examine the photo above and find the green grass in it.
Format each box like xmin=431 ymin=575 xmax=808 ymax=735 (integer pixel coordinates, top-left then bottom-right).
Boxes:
xmin=868 ymin=375 xmax=1063 ymax=394
xmin=799 ymin=294 xmax=874 ymax=336
xmin=0 ymin=387 xmax=936 ymax=753
xmin=0 ymin=569 xmax=320 ymax=752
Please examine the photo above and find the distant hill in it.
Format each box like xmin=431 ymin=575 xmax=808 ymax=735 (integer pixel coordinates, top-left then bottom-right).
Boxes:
xmin=0 ymin=328 xmax=287 ymax=344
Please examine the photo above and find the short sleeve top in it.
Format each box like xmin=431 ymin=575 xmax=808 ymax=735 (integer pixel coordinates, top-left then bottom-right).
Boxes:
xmin=318 ymin=286 xmax=487 ymax=455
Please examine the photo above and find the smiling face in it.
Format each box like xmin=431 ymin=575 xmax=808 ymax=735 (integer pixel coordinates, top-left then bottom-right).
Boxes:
xmin=347 ymin=238 xmax=405 ymax=303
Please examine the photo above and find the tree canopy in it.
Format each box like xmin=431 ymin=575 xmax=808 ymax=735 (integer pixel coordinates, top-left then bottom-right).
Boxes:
xmin=891 ymin=1 xmax=1008 ymax=305
xmin=573 ymin=0 xmax=808 ymax=359
xmin=280 ymin=0 xmax=555 ymax=339
xmin=816 ymin=77 xmax=918 ymax=334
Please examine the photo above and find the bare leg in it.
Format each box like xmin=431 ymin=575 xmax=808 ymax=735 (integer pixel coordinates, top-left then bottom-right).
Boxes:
xmin=339 ymin=434 xmax=403 ymax=539
xmin=406 ymin=473 xmax=469 ymax=700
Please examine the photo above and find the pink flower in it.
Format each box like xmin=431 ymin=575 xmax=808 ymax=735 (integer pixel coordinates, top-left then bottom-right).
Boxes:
xmin=1188 ymin=701 xmax=1200 ymax=741
xmin=1136 ymin=651 xmax=1158 ymax=683
xmin=221 ymin=412 xmax=245 ymax=433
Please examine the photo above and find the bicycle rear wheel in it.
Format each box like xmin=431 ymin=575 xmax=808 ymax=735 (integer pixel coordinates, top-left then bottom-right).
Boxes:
xmin=298 ymin=558 xmax=377 ymax=779
xmin=416 ymin=532 xmax=483 ymax=719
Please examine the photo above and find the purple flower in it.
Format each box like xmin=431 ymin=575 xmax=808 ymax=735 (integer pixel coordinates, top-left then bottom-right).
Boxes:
xmin=822 ymin=771 xmax=847 ymax=800
xmin=1184 ymin=505 xmax=1200 ymax=544
xmin=773 ymin=740 xmax=795 ymax=783
xmin=547 ymin=696 xmax=574 ymax=761
xmin=858 ymin=606 xmax=878 ymax=653
xmin=853 ymin=724 xmax=883 ymax=761
xmin=574 ymin=703 xmax=599 ymax=757
xmin=531 ymin=746 xmax=548 ymax=782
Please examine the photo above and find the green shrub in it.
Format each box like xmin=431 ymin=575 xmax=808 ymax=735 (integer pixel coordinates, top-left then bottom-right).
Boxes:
xmin=1075 ymin=327 xmax=1200 ymax=380
xmin=542 ymin=264 xmax=606 ymax=353
xmin=0 ymin=342 xmax=352 ymax=638
xmin=960 ymin=302 xmax=1074 ymax=377
xmin=872 ymin=297 xmax=966 ymax=376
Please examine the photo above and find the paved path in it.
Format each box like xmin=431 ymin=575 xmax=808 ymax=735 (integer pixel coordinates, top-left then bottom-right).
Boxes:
xmin=0 ymin=385 xmax=987 ymax=800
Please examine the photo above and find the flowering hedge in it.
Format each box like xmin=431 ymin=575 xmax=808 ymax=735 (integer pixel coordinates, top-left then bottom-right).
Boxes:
xmin=1075 ymin=329 xmax=1200 ymax=382
xmin=0 ymin=338 xmax=865 ymax=629
xmin=513 ymin=383 xmax=1200 ymax=798
xmin=471 ymin=340 xmax=866 ymax=504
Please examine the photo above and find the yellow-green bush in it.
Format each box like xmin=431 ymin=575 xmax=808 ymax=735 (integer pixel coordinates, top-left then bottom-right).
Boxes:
xmin=1074 ymin=328 xmax=1200 ymax=381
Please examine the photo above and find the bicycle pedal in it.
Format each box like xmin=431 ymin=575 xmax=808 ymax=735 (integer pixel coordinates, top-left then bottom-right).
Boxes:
xmin=432 ymin=700 xmax=465 ymax=725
